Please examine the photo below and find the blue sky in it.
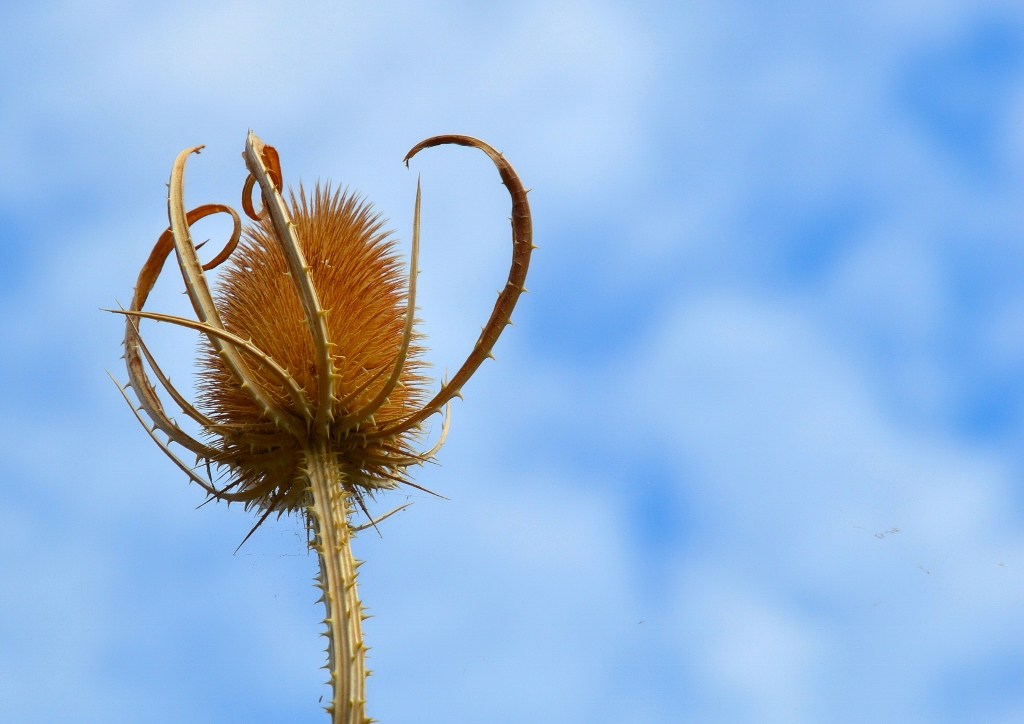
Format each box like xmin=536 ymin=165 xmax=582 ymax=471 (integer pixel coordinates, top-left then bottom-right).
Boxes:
xmin=3 ymin=1 xmax=1024 ymax=722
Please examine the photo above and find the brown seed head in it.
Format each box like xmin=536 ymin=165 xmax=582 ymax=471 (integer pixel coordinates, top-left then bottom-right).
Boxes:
xmin=111 ymin=132 xmax=532 ymax=724
xmin=198 ymin=185 xmax=430 ymax=512
xmin=113 ymin=131 xmax=532 ymax=525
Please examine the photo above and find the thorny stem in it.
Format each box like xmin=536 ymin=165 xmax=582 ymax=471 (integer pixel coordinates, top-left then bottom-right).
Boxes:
xmin=306 ymin=438 xmax=368 ymax=724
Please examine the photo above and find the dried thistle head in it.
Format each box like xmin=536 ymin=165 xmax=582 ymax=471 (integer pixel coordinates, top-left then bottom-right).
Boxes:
xmin=195 ymin=182 xmax=433 ymax=515
xmin=114 ymin=131 xmax=531 ymax=524
xmin=111 ymin=131 xmax=531 ymax=723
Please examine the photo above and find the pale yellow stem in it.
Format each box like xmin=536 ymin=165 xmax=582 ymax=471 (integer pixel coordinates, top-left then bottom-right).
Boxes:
xmin=306 ymin=439 xmax=369 ymax=724
xmin=244 ymin=132 xmax=338 ymax=435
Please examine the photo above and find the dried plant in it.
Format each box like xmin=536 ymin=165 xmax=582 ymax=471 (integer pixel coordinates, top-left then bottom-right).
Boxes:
xmin=109 ymin=131 xmax=532 ymax=724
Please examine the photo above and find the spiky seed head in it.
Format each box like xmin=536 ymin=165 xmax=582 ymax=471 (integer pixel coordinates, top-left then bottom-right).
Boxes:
xmin=119 ymin=133 xmax=531 ymax=524
xmin=197 ymin=183 xmax=429 ymax=513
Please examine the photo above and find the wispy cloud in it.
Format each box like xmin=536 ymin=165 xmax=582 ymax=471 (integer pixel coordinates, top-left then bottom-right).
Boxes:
xmin=3 ymin=1 xmax=1024 ymax=722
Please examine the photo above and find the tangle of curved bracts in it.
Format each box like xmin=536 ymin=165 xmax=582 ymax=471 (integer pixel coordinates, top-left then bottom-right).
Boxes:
xmin=110 ymin=131 xmax=533 ymax=528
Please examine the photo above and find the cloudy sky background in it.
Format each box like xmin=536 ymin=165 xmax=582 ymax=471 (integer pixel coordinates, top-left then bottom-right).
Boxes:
xmin=3 ymin=1 xmax=1024 ymax=722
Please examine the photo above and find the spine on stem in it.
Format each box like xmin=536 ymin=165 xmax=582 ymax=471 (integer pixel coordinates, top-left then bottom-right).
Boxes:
xmin=306 ymin=440 xmax=369 ymax=724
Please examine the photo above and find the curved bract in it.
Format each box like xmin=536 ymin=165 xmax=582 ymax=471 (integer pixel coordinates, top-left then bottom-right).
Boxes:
xmin=111 ymin=131 xmax=532 ymax=724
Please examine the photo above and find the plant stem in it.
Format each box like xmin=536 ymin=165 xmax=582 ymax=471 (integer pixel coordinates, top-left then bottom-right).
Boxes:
xmin=306 ymin=438 xmax=367 ymax=724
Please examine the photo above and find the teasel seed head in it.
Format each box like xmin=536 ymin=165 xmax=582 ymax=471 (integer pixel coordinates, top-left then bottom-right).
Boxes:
xmin=110 ymin=130 xmax=531 ymax=724
xmin=197 ymin=183 xmax=431 ymax=513
xmin=112 ymin=130 xmax=532 ymax=524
